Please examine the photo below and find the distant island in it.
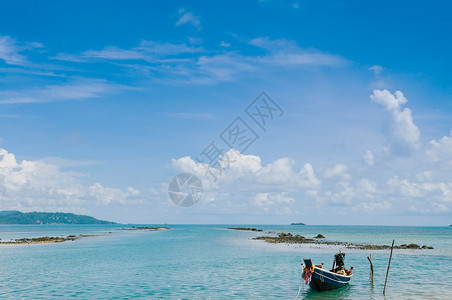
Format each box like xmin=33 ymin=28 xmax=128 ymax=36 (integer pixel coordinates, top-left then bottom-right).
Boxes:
xmin=290 ymin=222 xmax=305 ymax=225
xmin=0 ymin=211 xmax=115 ymax=224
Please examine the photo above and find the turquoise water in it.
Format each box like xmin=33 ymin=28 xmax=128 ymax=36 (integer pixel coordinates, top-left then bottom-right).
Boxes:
xmin=0 ymin=225 xmax=451 ymax=299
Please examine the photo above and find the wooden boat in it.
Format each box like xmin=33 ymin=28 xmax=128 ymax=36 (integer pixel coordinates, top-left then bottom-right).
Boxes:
xmin=301 ymin=253 xmax=353 ymax=291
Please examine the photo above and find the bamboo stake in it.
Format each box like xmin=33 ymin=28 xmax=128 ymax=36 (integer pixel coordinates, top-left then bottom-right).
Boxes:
xmin=367 ymin=254 xmax=374 ymax=284
xmin=383 ymin=240 xmax=395 ymax=295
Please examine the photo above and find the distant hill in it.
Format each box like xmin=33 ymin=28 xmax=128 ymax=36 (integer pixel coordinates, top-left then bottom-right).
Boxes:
xmin=0 ymin=211 xmax=115 ymax=224
xmin=0 ymin=210 xmax=19 ymax=217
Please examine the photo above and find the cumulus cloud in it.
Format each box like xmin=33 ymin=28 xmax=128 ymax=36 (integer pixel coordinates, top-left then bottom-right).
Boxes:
xmin=356 ymin=178 xmax=378 ymax=196
xmin=299 ymin=163 xmax=321 ymax=187
xmin=89 ymin=183 xmax=141 ymax=205
xmin=167 ymin=144 xmax=452 ymax=219
xmin=170 ymin=149 xmax=321 ymax=213
xmin=386 ymin=176 xmax=452 ymax=210
xmin=252 ymin=192 xmax=294 ymax=210
xmin=427 ymin=130 xmax=452 ymax=165
xmin=172 ymin=149 xmax=322 ymax=191
xmin=324 ymin=164 xmax=350 ymax=180
xmin=0 ymin=147 xmax=142 ymax=212
xmin=371 ymin=89 xmax=420 ymax=152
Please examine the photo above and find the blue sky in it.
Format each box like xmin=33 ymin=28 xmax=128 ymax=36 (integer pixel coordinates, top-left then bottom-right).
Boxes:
xmin=1 ymin=0 xmax=451 ymax=225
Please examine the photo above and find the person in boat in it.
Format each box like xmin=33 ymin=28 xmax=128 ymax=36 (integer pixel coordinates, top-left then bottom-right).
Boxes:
xmin=331 ymin=251 xmax=353 ymax=275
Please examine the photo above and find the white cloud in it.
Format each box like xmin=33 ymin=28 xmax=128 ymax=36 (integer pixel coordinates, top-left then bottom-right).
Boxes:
xmin=364 ymin=150 xmax=374 ymax=166
xmin=167 ymin=143 xmax=452 ymax=219
xmin=368 ymin=65 xmax=388 ymax=88
xmin=299 ymin=163 xmax=321 ymax=188
xmin=252 ymin=193 xmax=272 ymax=207
xmin=252 ymin=192 xmax=294 ymax=208
xmin=0 ymin=36 xmax=26 ymax=65
xmin=89 ymin=183 xmax=141 ymax=205
xmin=371 ymin=89 xmax=407 ymax=113
xmin=371 ymin=89 xmax=420 ymax=151
xmin=387 ymin=176 xmax=452 ymax=205
xmin=196 ymin=53 xmax=255 ymax=82
xmin=250 ymin=37 xmax=347 ymax=67
xmin=172 ymin=149 xmax=321 ymax=196
xmin=254 ymin=158 xmax=298 ymax=185
xmin=0 ymin=78 xmax=121 ymax=104
xmin=324 ymin=164 xmax=350 ymax=180
xmin=369 ymin=65 xmax=383 ymax=76
xmin=54 ymin=37 xmax=346 ymax=85
xmin=55 ymin=41 xmax=202 ymax=63
xmin=0 ymin=147 xmax=142 ymax=212
xmin=357 ymin=178 xmax=378 ymax=196
xmin=0 ymin=35 xmax=43 ymax=67
xmin=171 ymin=148 xmax=452 ymax=216
xmin=188 ymin=36 xmax=202 ymax=44
xmin=356 ymin=200 xmax=391 ymax=212
xmin=176 ymin=8 xmax=201 ymax=29
xmin=427 ymin=130 xmax=452 ymax=165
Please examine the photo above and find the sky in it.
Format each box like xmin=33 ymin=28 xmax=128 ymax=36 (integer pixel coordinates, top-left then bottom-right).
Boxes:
xmin=0 ymin=0 xmax=451 ymax=225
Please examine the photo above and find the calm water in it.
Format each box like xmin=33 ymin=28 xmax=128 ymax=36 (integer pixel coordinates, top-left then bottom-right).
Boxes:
xmin=0 ymin=225 xmax=450 ymax=299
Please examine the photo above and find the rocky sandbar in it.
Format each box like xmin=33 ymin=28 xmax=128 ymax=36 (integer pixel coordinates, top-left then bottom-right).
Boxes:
xmin=252 ymin=232 xmax=434 ymax=250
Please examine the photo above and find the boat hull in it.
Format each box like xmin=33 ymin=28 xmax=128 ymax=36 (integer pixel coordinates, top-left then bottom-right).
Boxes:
xmin=309 ymin=268 xmax=352 ymax=291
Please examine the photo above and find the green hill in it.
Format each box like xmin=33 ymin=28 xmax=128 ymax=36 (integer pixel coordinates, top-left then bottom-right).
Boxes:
xmin=0 ymin=211 xmax=115 ymax=224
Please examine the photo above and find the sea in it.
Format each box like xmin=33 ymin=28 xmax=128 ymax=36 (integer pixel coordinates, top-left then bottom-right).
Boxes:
xmin=0 ymin=225 xmax=450 ymax=299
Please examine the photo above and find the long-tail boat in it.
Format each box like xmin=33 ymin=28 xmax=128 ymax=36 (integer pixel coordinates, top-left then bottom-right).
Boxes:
xmin=301 ymin=252 xmax=353 ymax=291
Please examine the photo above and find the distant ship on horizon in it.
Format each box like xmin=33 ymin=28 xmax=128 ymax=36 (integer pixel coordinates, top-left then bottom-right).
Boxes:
xmin=290 ymin=222 xmax=306 ymax=225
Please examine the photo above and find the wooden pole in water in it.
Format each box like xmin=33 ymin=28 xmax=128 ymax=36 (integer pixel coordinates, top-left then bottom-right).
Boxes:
xmin=367 ymin=254 xmax=374 ymax=284
xmin=383 ymin=240 xmax=395 ymax=295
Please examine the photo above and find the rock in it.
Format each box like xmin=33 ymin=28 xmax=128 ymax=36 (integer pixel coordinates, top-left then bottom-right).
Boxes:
xmin=254 ymin=232 xmax=314 ymax=244
xmin=422 ymin=245 xmax=434 ymax=249
xmin=227 ymin=227 xmax=263 ymax=232
xmin=314 ymin=234 xmax=325 ymax=239
xmin=405 ymin=243 xmax=421 ymax=249
xmin=7 ymin=236 xmax=74 ymax=244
